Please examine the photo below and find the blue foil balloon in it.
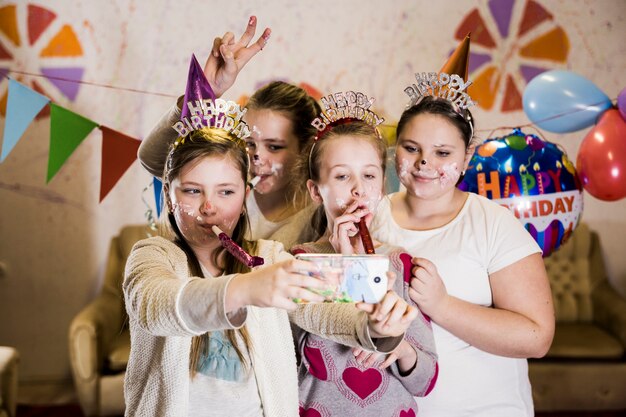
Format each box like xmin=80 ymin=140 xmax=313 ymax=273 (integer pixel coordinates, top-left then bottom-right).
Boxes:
xmin=459 ymin=129 xmax=583 ymax=257
xmin=523 ymin=70 xmax=612 ymax=133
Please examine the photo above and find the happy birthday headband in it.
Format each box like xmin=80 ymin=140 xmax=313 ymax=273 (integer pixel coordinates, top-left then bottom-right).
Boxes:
xmin=172 ymin=98 xmax=250 ymax=141
xmin=404 ymin=34 xmax=476 ymax=131
xmin=170 ymin=54 xmax=251 ymax=144
xmin=311 ymin=91 xmax=385 ymax=140
xmin=404 ymin=72 xmax=475 ymax=110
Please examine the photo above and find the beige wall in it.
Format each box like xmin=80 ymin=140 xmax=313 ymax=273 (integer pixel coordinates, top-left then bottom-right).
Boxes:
xmin=0 ymin=0 xmax=625 ymax=383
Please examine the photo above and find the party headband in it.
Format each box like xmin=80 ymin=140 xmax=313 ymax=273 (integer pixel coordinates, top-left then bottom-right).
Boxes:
xmin=171 ymin=54 xmax=251 ymax=141
xmin=404 ymin=34 xmax=475 ymax=135
xmin=308 ymin=91 xmax=384 ymax=179
xmin=404 ymin=72 xmax=475 ymax=110
xmin=171 ymin=98 xmax=250 ymax=140
xmin=311 ymin=91 xmax=385 ymax=140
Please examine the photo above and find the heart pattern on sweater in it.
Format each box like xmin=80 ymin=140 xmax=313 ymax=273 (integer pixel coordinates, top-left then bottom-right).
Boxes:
xmin=299 ymin=406 xmax=323 ymax=417
xmin=304 ymin=346 xmax=328 ymax=381
xmin=399 ymin=409 xmax=416 ymax=417
xmin=341 ymin=367 xmax=382 ymax=399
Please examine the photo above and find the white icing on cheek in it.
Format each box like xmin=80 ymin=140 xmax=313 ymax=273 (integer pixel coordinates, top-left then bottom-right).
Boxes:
xmin=335 ymin=198 xmax=348 ymax=211
xmin=172 ymin=203 xmax=206 ymax=241
xmin=438 ymin=162 xmax=460 ymax=188
xmin=361 ymin=185 xmax=383 ymax=211
xmin=173 ymin=202 xmax=196 ymax=217
xmin=270 ymin=162 xmax=283 ymax=175
xmin=398 ymin=158 xmax=410 ymax=179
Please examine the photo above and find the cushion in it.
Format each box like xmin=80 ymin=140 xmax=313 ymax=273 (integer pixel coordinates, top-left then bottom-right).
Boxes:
xmin=546 ymin=323 xmax=624 ymax=359
xmin=107 ymin=329 xmax=130 ymax=372
xmin=544 ymin=223 xmax=594 ymax=322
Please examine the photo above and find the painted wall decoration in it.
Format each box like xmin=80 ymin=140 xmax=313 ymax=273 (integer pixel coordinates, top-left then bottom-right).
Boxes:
xmin=0 ymin=3 xmax=86 ymax=118
xmin=455 ymin=0 xmax=570 ymax=112
xmin=459 ymin=129 xmax=583 ymax=257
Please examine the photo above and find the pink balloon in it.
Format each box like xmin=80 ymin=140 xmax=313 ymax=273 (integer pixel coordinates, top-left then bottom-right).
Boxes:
xmin=577 ymin=109 xmax=626 ymax=201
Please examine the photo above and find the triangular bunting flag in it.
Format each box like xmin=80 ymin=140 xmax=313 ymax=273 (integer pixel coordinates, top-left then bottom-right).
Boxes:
xmin=1 ymin=78 xmax=50 ymax=162
xmin=153 ymin=177 xmax=163 ymax=217
xmin=48 ymin=103 xmax=98 ymax=182
xmin=99 ymin=126 xmax=141 ymax=201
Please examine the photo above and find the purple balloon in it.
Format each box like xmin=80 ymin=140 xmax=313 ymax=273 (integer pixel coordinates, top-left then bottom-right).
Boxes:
xmin=618 ymin=87 xmax=626 ymax=121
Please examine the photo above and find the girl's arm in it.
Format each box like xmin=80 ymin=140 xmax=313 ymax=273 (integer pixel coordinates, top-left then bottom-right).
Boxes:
xmin=124 ymin=238 xmax=244 ymax=336
xmin=409 ymin=254 xmax=555 ymax=358
xmin=138 ymin=103 xmax=182 ymax=177
xmin=138 ymin=16 xmax=269 ymax=177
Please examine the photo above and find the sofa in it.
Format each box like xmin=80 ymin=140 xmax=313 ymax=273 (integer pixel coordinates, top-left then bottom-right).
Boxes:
xmin=0 ymin=346 xmax=19 ymax=417
xmin=68 ymin=225 xmax=151 ymax=416
xmin=530 ymin=222 xmax=626 ymax=411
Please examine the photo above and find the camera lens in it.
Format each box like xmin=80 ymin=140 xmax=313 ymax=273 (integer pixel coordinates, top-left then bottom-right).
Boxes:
xmin=374 ymin=276 xmax=381 ymax=283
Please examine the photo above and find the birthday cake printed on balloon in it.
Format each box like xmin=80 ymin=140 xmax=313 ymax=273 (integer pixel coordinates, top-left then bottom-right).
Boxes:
xmin=459 ymin=129 xmax=583 ymax=257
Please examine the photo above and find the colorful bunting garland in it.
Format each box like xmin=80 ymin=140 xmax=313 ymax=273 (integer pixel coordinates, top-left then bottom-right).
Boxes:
xmin=1 ymin=77 xmax=147 ymax=206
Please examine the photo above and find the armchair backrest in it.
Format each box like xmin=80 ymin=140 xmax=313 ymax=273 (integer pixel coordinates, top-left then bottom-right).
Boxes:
xmin=102 ymin=224 xmax=153 ymax=314
xmin=543 ymin=223 xmax=604 ymax=323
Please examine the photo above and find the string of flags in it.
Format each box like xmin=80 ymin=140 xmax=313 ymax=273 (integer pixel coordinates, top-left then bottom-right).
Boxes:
xmin=0 ymin=77 xmax=151 ymax=204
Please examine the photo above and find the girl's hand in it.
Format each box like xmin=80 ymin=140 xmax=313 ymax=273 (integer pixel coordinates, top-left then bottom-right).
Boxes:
xmin=226 ymin=259 xmax=325 ymax=311
xmin=329 ymin=201 xmax=371 ymax=255
xmin=351 ymin=339 xmax=414 ymax=369
xmin=356 ymin=289 xmax=417 ymax=338
xmin=204 ymin=16 xmax=271 ymax=97
xmin=407 ymin=257 xmax=449 ymax=320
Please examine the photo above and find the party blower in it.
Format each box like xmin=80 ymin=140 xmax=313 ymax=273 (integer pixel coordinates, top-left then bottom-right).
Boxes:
xmin=358 ymin=218 xmax=375 ymax=254
xmin=211 ymin=226 xmax=264 ymax=267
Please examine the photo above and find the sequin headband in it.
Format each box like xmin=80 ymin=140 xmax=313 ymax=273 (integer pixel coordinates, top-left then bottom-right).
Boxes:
xmin=171 ymin=98 xmax=251 ymax=141
xmin=311 ymin=91 xmax=385 ymax=140
xmin=404 ymin=72 xmax=475 ymax=136
xmin=308 ymin=91 xmax=385 ymax=178
xmin=167 ymin=99 xmax=252 ymax=174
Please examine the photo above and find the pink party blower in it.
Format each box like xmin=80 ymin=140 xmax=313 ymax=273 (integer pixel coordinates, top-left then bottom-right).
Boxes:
xmin=212 ymin=226 xmax=264 ymax=268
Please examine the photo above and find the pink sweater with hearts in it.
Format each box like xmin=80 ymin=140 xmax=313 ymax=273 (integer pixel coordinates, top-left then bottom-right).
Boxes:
xmin=291 ymin=242 xmax=439 ymax=417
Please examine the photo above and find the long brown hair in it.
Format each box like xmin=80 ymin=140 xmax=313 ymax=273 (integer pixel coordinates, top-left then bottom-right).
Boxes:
xmin=296 ymin=121 xmax=387 ymax=238
xmin=247 ymin=81 xmax=322 ymax=209
xmin=161 ymin=128 xmax=257 ymax=377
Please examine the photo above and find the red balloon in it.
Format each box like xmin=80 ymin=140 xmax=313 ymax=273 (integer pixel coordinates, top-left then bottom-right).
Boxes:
xmin=576 ymin=109 xmax=626 ymax=201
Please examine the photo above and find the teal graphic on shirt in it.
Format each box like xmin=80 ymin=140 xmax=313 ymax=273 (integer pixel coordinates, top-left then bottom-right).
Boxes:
xmin=196 ymin=331 xmax=244 ymax=382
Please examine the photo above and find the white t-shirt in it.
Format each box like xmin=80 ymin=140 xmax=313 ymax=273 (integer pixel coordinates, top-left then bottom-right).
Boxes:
xmin=370 ymin=192 xmax=541 ymax=417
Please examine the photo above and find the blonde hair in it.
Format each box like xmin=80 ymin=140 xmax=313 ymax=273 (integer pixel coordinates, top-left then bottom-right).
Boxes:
xmin=295 ymin=121 xmax=387 ymax=238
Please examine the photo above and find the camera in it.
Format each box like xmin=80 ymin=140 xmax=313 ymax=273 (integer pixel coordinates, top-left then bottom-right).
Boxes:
xmin=294 ymin=254 xmax=389 ymax=303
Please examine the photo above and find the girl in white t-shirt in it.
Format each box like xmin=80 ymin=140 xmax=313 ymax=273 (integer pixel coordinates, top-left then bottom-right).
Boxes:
xmin=369 ymin=96 xmax=555 ymax=417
